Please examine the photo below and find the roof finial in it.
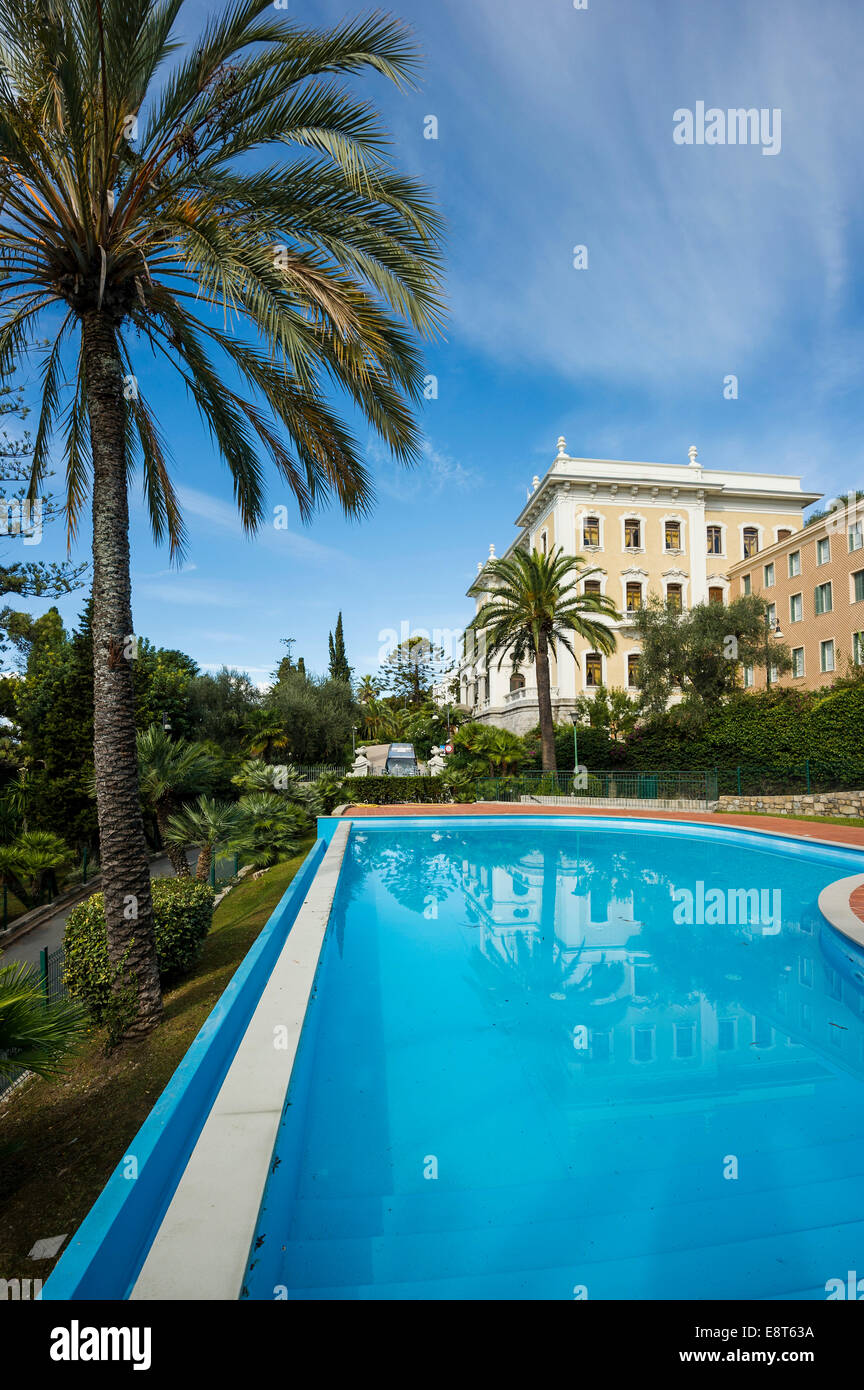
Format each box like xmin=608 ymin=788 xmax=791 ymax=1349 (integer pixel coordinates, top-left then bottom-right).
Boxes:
xmin=488 ymin=543 xmax=496 ymax=559
xmin=688 ymin=445 xmax=699 ymax=467
xmin=557 ymin=435 xmax=567 ymax=457
xmin=477 ymin=561 xmax=483 ymax=573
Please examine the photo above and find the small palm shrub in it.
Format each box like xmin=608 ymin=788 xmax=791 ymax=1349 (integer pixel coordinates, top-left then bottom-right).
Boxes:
xmin=0 ymin=961 xmax=86 ymax=1081
xmin=65 ymin=878 xmax=215 ymax=1024
xmin=231 ymin=759 xmax=318 ymax=808
xmin=234 ymin=794 xmax=309 ymax=868
xmin=313 ymin=774 xmax=346 ymax=813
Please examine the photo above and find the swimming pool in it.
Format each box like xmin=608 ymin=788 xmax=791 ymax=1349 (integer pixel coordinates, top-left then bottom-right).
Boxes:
xmin=235 ymin=817 xmax=864 ymax=1301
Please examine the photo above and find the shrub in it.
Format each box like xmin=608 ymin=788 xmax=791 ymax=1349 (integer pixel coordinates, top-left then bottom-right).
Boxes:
xmin=64 ymin=877 xmax=215 ymax=1023
xmin=523 ymin=722 xmax=617 ymax=771
xmin=342 ymin=775 xmax=451 ymax=805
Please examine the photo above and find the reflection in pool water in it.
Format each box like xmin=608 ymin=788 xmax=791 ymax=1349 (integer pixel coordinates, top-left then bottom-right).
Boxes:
xmin=242 ymin=822 xmax=864 ymax=1301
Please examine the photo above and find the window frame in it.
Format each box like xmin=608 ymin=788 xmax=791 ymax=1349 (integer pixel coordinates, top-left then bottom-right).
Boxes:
xmin=742 ymin=526 xmax=760 ymax=559
xmin=814 ymin=581 xmax=833 ymax=616
xmin=584 ymin=651 xmax=603 ymax=688
xmin=623 ymin=517 xmax=642 ymax=550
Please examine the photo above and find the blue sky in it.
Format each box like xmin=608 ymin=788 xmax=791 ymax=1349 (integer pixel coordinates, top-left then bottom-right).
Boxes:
xmin=5 ymin=0 xmax=864 ymax=684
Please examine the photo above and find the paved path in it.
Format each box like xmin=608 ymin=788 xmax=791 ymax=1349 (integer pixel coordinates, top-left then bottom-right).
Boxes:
xmin=342 ymin=802 xmax=864 ymax=849
xmin=0 ymin=850 xmax=197 ymax=968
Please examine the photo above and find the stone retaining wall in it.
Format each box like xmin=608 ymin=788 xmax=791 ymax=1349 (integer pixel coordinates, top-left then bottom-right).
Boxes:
xmin=716 ymin=790 xmax=864 ymax=818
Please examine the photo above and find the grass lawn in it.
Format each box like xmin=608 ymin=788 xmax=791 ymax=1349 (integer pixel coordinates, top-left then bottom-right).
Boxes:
xmin=0 ymin=838 xmax=314 ymax=1286
xmin=725 ymin=811 xmax=864 ymax=829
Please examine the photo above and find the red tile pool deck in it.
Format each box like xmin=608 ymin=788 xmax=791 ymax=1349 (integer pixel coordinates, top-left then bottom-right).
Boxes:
xmin=342 ymin=801 xmax=864 ymax=850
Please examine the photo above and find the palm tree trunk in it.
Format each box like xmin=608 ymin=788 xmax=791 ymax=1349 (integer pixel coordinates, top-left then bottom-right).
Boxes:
xmin=83 ymin=311 xmax=162 ymax=1038
xmin=196 ymin=843 xmax=213 ymax=883
xmin=155 ymin=804 xmax=191 ymax=878
xmin=535 ymin=632 xmax=557 ymax=771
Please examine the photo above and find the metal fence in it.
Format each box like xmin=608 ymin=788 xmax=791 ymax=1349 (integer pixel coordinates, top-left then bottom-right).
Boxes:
xmin=210 ymin=851 xmax=240 ymax=887
xmin=295 ymin=764 xmax=349 ymax=781
xmin=713 ymin=761 xmax=864 ymax=797
xmin=478 ymin=769 xmax=719 ymax=809
xmin=38 ymin=943 xmax=67 ymax=1004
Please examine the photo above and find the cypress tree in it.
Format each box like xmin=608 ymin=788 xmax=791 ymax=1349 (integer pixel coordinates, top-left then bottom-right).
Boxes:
xmin=329 ymin=612 xmax=352 ymax=684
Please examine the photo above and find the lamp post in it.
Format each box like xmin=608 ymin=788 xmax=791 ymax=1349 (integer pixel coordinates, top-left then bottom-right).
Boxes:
xmin=351 ymin=725 xmax=358 ymax=756
xmin=765 ymin=614 xmax=784 ymax=690
xmin=568 ymin=710 xmax=579 ymax=775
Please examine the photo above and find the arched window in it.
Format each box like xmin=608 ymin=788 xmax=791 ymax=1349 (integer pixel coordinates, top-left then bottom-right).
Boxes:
xmin=583 ymin=579 xmax=602 ymax=596
xmin=582 ymin=516 xmax=600 ymax=547
xmin=624 ymin=518 xmax=641 ymax=549
xmin=509 ymin=672 xmax=525 ymax=692
xmin=627 ymin=654 xmax=640 ymax=688
xmin=743 ymin=526 xmax=759 ymax=558
xmin=707 ymin=525 xmax=722 ymax=555
xmin=664 ymin=520 xmax=681 ymax=551
xmin=708 ymin=586 xmax=724 ymax=605
xmin=666 ymin=584 xmax=683 ymax=611
xmin=626 ymin=582 xmax=643 ymax=612
xmin=777 ymin=528 xmax=792 ymax=542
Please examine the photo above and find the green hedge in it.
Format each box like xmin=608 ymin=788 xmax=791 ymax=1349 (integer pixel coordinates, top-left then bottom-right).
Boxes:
xmin=342 ymin=775 xmax=451 ymax=805
xmin=523 ymin=723 xmax=618 ymax=771
xmin=620 ymin=684 xmax=864 ymax=779
xmin=64 ymin=876 xmax=215 ymax=1023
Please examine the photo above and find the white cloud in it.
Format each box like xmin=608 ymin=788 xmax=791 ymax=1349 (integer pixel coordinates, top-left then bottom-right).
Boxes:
xmin=370 ymin=438 xmax=480 ymax=501
xmin=174 ymin=484 xmax=347 ymax=563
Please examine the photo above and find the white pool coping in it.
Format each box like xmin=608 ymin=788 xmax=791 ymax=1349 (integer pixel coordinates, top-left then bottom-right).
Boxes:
xmin=130 ymin=822 xmax=350 ymax=1301
xmin=818 ymin=873 xmax=864 ymax=948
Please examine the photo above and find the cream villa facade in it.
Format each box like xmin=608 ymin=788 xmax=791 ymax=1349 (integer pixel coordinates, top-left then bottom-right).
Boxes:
xmin=460 ymin=439 xmax=821 ymax=733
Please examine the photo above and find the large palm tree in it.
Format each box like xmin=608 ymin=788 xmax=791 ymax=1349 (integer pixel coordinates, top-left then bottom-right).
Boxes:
xmin=469 ymin=548 xmax=620 ymax=770
xmin=137 ymin=723 xmax=214 ymax=876
xmin=0 ymin=1 xmax=442 ymax=1035
xmin=356 ymin=674 xmax=381 ymax=705
xmin=245 ymin=716 xmax=290 ymax=762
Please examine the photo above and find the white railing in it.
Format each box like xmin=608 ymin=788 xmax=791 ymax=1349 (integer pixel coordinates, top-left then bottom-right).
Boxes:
xmin=503 ymin=686 xmax=559 ymax=705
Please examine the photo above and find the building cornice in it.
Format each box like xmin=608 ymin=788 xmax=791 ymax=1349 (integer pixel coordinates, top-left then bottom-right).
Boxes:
xmin=467 ymin=440 xmax=823 ymax=599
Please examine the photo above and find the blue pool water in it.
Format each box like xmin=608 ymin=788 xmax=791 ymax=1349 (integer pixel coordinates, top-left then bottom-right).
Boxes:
xmin=242 ymin=818 xmax=864 ymax=1300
